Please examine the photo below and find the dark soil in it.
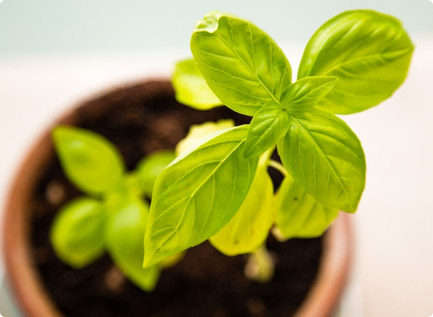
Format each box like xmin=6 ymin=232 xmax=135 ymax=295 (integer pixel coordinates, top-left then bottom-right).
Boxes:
xmin=29 ymin=80 xmax=323 ymax=317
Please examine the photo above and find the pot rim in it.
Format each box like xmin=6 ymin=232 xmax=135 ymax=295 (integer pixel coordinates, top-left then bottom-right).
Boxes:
xmin=2 ymin=78 xmax=353 ymax=317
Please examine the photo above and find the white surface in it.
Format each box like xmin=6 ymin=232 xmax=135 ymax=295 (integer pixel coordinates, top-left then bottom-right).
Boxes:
xmin=1 ymin=38 xmax=433 ymax=316
xmin=343 ymin=37 xmax=433 ymax=317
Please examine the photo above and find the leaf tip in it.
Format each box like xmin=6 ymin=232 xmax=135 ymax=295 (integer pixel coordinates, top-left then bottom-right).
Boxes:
xmin=343 ymin=203 xmax=358 ymax=214
xmin=51 ymin=125 xmax=86 ymax=151
xmin=142 ymin=253 xmax=153 ymax=269
xmin=193 ymin=11 xmax=223 ymax=33
xmin=341 ymin=195 xmax=361 ymax=214
xmin=51 ymin=124 xmax=69 ymax=142
xmin=142 ymin=244 xmax=160 ymax=269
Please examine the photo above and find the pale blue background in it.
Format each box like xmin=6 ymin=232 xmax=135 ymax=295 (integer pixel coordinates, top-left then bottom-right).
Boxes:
xmin=0 ymin=0 xmax=432 ymax=56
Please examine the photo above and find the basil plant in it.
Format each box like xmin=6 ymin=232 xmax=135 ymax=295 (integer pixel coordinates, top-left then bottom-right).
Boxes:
xmin=145 ymin=10 xmax=413 ymax=266
xmin=51 ymin=9 xmax=413 ymax=291
xmin=51 ymin=126 xmax=180 ymax=291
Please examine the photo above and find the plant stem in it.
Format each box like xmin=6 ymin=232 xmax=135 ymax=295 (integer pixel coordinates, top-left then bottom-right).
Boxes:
xmin=259 ymin=147 xmax=274 ymax=166
xmin=244 ymin=245 xmax=275 ymax=283
xmin=268 ymin=160 xmax=288 ymax=177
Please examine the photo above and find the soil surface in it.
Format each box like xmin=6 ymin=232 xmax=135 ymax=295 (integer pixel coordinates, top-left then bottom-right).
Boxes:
xmin=29 ymin=80 xmax=323 ymax=317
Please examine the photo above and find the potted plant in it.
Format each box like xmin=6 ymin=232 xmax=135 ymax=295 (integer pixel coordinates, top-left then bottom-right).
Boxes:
xmin=2 ymin=9 xmax=413 ymax=316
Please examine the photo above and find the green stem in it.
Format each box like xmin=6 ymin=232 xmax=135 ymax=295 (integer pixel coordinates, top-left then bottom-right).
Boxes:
xmin=268 ymin=160 xmax=288 ymax=177
xmin=258 ymin=147 xmax=275 ymax=166
xmin=244 ymin=245 xmax=275 ymax=283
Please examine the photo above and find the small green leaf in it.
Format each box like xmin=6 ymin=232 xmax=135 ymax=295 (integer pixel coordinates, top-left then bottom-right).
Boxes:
xmin=144 ymin=125 xmax=259 ymax=267
xmin=172 ymin=58 xmax=222 ymax=110
xmin=275 ymin=174 xmax=339 ymax=240
xmin=277 ymin=109 xmax=365 ymax=212
xmin=136 ymin=150 xmax=176 ymax=197
xmin=52 ymin=126 xmax=125 ymax=195
xmin=244 ymin=245 xmax=275 ymax=283
xmin=210 ymin=164 xmax=274 ymax=256
xmin=298 ymin=10 xmax=414 ymax=114
xmin=282 ymin=76 xmax=338 ymax=113
xmin=50 ymin=197 xmax=105 ymax=268
xmin=244 ymin=104 xmax=290 ymax=158
xmin=191 ymin=11 xmax=292 ymax=116
xmin=105 ymin=195 xmax=160 ymax=292
xmin=175 ymin=119 xmax=234 ymax=156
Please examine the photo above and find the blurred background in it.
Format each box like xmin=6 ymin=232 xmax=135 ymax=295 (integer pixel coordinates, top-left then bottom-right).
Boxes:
xmin=1 ymin=0 xmax=432 ymax=316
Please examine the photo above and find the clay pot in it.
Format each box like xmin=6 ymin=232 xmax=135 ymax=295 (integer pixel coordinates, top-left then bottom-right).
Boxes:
xmin=2 ymin=79 xmax=353 ymax=317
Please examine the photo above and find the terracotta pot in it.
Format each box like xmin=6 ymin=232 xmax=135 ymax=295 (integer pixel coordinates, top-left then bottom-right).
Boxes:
xmin=2 ymin=79 xmax=353 ymax=317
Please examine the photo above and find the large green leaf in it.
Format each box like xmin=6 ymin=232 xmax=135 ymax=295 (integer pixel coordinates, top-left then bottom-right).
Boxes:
xmin=105 ymin=195 xmax=160 ymax=292
xmin=210 ymin=163 xmax=274 ymax=256
xmin=277 ymin=109 xmax=365 ymax=212
xmin=50 ymin=197 xmax=105 ymax=268
xmin=282 ymin=76 xmax=337 ymax=113
xmin=298 ymin=10 xmax=414 ymax=114
xmin=135 ymin=150 xmax=176 ymax=197
xmin=244 ymin=104 xmax=290 ymax=158
xmin=275 ymin=174 xmax=339 ymax=240
xmin=191 ymin=11 xmax=292 ymax=116
xmin=172 ymin=58 xmax=222 ymax=110
xmin=143 ymin=125 xmax=259 ymax=267
xmin=52 ymin=126 xmax=125 ymax=195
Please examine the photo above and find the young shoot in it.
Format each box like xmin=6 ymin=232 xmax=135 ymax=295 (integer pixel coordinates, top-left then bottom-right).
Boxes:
xmin=143 ymin=9 xmax=413 ymax=270
xmin=51 ymin=126 xmax=177 ymax=291
xmin=50 ymin=9 xmax=413 ymax=290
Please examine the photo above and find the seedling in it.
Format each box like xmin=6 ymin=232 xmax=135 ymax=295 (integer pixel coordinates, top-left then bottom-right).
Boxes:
xmin=51 ymin=9 xmax=413 ymax=290
xmin=144 ymin=10 xmax=413 ymax=267
xmin=51 ymin=126 xmax=178 ymax=291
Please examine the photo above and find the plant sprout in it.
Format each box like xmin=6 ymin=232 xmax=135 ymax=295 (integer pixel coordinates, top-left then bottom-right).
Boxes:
xmin=51 ymin=9 xmax=413 ymax=290
xmin=51 ymin=126 xmax=178 ymax=291
xmin=143 ymin=10 xmax=413 ymax=267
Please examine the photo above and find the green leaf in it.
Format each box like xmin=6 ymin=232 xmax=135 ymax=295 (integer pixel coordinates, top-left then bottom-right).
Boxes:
xmin=175 ymin=119 xmax=234 ymax=156
xmin=282 ymin=76 xmax=338 ymax=113
xmin=136 ymin=150 xmax=176 ymax=197
xmin=210 ymin=164 xmax=274 ymax=256
xmin=244 ymin=104 xmax=290 ymax=158
xmin=191 ymin=11 xmax=292 ymax=116
xmin=143 ymin=125 xmax=259 ymax=267
xmin=105 ymin=195 xmax=160 ymax=292
xmin=172 ymin=58 xmax=222 ymax=110
xmin=50 ymin=197 xmax=105 ymax=268
xmin=244 ymin=245 xmax=275 ymax=283
xmin=277 ymin=109 xmax=365 ymax=213
xmin=298 ymin=9 xmax=414 ymax=114
xmin=52 ymin=126 xmax=125 ymax=195
xmin=275 ymin=174 xmax=339 ymax=240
